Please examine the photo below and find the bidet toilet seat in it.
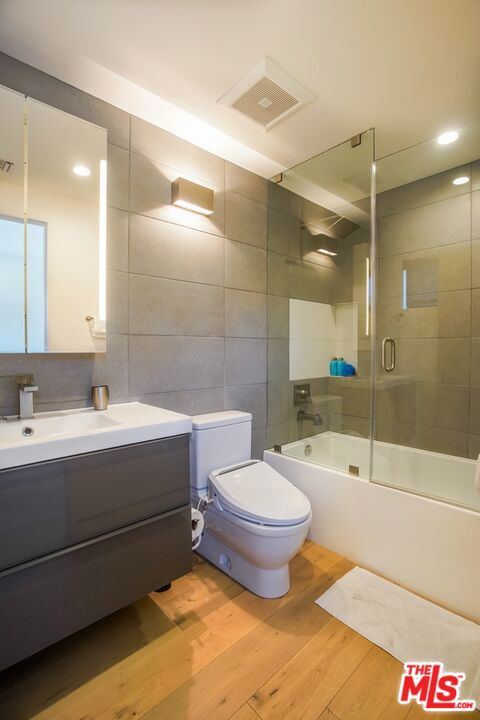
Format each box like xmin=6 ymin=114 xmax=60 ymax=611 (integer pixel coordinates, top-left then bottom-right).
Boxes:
xmin=208 ymin=460 xmax=311 ymax=527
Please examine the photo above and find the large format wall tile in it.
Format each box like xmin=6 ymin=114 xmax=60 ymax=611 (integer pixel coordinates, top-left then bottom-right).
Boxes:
xmin=267 ymin=252 xmax=290 ymax=297
xmin=225 ymin=239 xmax=267 ymax=292
xmin=225 ymin=191 xmax=267 ymax=249
xmin=470 ymin=338 xmax=480 ymax=386
xmin=268 ymin=207 xmax=294 ymax=255
xmin=379 ymin=194 xmax=471 ymax=257
xmin=107 ymin=271 xmax=129 ymax=335
xmin=378 ymin=242 xmax=471 ymax=298
xmin=107 ymin=209 xmax=129 ymax=272
xmin=267 ymin=339 xmax=289 ymax=381
xmin=472 ymin=190 xmax=480 ymax=240
xmin=225 ymin=289 xmax=267 ymax=338
xmin=129 ymin=336 xmax=224 ymax=394
xmin=129 ymin=152 xmax=225 ymax=237
xmin=378 ymin=290 xmax=471 ymax=339
xmin=130 ymin=116 xmax=224 ymax=188
xmin=471 ymin=288 xmax=480 ymax=336
xmin=267 ymin=381 xmax=290 ymax=425
xmin=0 ymin=52 xmax=130 ymax=149
xmin=415 ymin=383 xmax=469 ymax=432
xmin=224 ymin=384 xmax=267 ymax=428
xmin=132 ymin=387 xmax=224 ymax=417
xmin=129 ymin=214 xmax=224 ymax=286
xmin=267 ymin=295 xmax=289 ymax=339
xmin=289 ymin=258 xmax=333 ymax=304
xmin=225 ymin=162 xmax=268 ymax=205
xmin=377 ymin=164 xmax=471 ymax=218
xmin=129 ymin=275 xmax=224 ymax=336
xmin=225 ymin=338 xmax=267 ymax=385
xmin=469 ymin=387 xmax=480 ymax=434
xmin=107 ymin=144 xmax=130 ymax=211
xmin=0 ymin=335 xmax=129 ymax=408
xmin=393 ymin=338 xmax=470 ymax=384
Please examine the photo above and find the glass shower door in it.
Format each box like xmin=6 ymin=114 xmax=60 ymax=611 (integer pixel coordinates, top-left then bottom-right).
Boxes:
xmin=372 ymin=121 xmax=480 ymax=512
xmin=268 ymin=129 xmax=375 ymax=478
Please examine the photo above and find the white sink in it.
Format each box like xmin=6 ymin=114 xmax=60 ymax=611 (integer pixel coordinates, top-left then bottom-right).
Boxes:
xmin=0 ymin=402 xmax=192 ymax=470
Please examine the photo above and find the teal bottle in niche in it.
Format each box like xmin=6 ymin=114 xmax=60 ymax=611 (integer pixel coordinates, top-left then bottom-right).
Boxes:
xmin=337 ymin=357 xmax=346 ymax=376
xmin=330 ymin=357 xmax=338 ymax=376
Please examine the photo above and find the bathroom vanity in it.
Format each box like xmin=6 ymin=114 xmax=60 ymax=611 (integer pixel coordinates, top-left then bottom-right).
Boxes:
xmin=0 ymin=402 xmax=192 ymax=671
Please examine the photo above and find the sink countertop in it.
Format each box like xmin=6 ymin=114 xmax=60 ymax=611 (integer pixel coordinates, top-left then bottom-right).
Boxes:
xmin=0 ymin=402 xmax=192 ymax=470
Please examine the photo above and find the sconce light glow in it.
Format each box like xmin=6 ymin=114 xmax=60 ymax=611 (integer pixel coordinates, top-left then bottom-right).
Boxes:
xmin=73 ymin=164 xmax=91 ymax=177
xmin=436 ymin=131 xmax=458 ymax=145
xmin=452 ymin=176 xmax=470 ymax=186
xmin=171 ymin=177 xmax=214 ymax=215
xmin=317 ymin=248 xmax=338 ymax=256
xmin=98 ymin=159 xmax=107 ymax=323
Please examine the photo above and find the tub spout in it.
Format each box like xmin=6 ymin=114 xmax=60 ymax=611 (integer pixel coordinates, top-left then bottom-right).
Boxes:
xmin=297 ymin=410 xmax=323 ymax=426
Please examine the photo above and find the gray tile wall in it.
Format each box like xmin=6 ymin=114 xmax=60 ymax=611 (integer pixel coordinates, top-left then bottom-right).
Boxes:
xmin=375 ymin=161 xmax=480 ymax=458
xmin=0 ymin=52 xmax=367 ymax=457
xmin=0 ymin=52 xmax=323 ymax=459
xmin=265 ymin=189 xmax=369 ymax=447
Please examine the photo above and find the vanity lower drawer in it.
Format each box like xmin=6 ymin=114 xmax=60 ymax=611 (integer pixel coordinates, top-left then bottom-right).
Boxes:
xmin=0 ymin=435 xmax=190 ymax=571
xmin=0 ymin=505 xmax=192 ymax=672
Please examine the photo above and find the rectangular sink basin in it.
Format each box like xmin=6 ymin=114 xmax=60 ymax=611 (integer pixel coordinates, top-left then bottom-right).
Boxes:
xmin=0 ymin=402 xmax=192 ymax=470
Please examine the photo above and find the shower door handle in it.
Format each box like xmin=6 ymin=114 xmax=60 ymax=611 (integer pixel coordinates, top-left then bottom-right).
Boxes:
xmin=381 ymin=337 xmax=396 ymax=372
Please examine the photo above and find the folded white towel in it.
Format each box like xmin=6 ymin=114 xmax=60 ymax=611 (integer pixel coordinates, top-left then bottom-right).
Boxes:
xmin=475 ymin=454 xmax=480 ymax=494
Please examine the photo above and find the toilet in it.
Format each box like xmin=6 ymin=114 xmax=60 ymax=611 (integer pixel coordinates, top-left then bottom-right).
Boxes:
xmin=190 ymin=411 xmax=312 ymax=598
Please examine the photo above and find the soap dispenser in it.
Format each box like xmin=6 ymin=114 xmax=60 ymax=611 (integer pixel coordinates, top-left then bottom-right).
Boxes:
xmin=330 ymin=357 xmax=338 ymax=376
xmin=337 ymin=357 xmax=346 ymax=376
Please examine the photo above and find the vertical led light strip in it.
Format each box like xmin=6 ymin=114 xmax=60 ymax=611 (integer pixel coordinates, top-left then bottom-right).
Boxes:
xmin=98 ymin=158 xmax=107 ymax=322
xmin=365 ymin=256 xmax=370 ymax=336
xmin=402 ymin=268 xmax=408 ymax=310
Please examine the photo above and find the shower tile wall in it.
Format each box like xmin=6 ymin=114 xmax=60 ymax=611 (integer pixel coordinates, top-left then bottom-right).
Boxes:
xmin=265 ymin=192 xmax=369 ymax=446
xmin=375 ymin=162 xmax=480 ymax=458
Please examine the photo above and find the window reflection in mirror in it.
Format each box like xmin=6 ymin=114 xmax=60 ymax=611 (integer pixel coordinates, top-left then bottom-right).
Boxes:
xmin=0 ymin=86 xmax=25 ymax=352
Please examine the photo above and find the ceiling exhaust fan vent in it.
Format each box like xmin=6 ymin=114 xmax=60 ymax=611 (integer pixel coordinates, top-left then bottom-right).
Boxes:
xmin=218 ymin=58 xmax=315 ymax=130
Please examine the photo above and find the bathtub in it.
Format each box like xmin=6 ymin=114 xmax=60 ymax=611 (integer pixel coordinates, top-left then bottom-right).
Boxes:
xmin=283 ymin=431 xmax=480 ymax=512
xmin=265 ymin=432 xmax=480 ymax=623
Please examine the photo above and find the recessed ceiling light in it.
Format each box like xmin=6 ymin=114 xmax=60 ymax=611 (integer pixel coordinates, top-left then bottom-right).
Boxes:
xmin=73 ymin=164 xmax=91 ymax=177
xmin=437 ymin=131 xmax=458 ymax=145
xmin=452 ymin=176 xmax=469 ymax=186
xmin=317 ymin=248 xmax=338 ymax=257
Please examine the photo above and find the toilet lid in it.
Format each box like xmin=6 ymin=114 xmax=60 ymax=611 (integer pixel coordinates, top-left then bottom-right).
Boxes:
xmin=209 ymin=461 xmax=311 ymax=526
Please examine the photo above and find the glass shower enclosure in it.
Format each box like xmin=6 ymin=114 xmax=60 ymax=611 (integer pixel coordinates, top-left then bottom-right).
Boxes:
xmin=270 ymin=121 xmax=480 ymax=513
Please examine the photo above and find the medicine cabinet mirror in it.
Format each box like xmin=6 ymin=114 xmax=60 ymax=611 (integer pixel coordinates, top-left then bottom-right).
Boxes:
xmin=0 ymin=84 xmax=107 ymax=353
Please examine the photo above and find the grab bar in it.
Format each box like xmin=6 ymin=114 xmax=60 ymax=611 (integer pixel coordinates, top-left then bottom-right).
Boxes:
xmin=381 ymin=337 xmax=396 ymax=372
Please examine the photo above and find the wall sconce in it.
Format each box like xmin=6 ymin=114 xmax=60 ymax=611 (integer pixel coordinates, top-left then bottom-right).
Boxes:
xmin=171 ymin=177 xmax=214 ymax=215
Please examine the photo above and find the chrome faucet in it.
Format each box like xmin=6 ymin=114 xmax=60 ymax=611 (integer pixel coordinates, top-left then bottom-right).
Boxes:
xmin=297 ymin=409 xmax=323 ymax=426
xmin=16 ymin=375 xmax=38 ymax=419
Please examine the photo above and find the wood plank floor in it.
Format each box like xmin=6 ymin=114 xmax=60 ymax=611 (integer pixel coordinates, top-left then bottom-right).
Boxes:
xmin=0 ymin=541 xmax=477 ymax=720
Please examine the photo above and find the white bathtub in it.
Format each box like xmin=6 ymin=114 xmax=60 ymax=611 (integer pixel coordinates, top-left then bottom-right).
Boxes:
xmin=265 ymin=433 xmax=480 ymax=623
xmin=283 ymin=431 xmax=480 ymax=512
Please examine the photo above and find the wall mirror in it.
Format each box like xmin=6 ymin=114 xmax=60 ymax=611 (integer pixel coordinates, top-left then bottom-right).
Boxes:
xmin=0 ymin=85 xmax=107 ymax=353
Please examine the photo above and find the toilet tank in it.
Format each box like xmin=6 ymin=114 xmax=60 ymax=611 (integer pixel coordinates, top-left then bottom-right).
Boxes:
xmin=190 ymin=411 xmax=252 ymax=490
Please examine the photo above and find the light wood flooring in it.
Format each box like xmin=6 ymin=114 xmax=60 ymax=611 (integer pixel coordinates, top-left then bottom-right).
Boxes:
xmin=0 ymin=541 xmax=477 ymax=720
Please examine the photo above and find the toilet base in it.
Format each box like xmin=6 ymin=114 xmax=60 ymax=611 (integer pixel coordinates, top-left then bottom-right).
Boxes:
xmin=197 ymin=529 xmax=290 ymax=598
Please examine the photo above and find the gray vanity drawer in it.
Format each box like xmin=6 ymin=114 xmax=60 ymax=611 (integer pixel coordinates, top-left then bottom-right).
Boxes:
xmin=0 ymin=435 xmax=190 ymax=571
xmin=0 ymin=506 xmax=192 ymax=672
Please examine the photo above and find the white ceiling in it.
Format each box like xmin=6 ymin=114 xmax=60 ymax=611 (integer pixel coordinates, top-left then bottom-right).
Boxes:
xmin=1 ymin=0 xmax=480 ymax=176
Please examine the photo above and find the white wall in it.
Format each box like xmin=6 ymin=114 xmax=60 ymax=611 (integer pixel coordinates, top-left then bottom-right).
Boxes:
xmin=289 ymin=298 xmax=358 ymax=380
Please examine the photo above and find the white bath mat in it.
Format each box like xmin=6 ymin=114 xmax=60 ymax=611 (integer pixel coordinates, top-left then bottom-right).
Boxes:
xmin=316 ymin=566 xmax=480 ymax=705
